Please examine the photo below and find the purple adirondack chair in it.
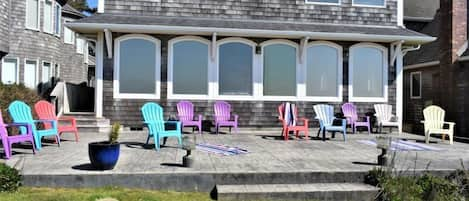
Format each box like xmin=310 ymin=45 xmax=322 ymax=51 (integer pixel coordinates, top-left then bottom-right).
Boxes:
xmin=0 ymin=111 xmax=35 ymax=159
xmin=177 ymin=101 xmax=202 ymax=134
xmin=214 ymin=101 xmax=238 ymax=134
xmin=341 ymin=103 xmax=371 ymax=134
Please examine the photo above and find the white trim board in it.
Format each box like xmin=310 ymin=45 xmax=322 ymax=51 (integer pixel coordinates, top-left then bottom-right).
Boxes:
xmin=67 ymin=23 xmax=436 ymax=45
xmin=409 ymin=71 xmax=422 ymax=99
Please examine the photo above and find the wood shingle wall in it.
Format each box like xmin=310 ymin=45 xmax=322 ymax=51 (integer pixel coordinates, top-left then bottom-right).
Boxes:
xmin=104 ymin=0 xmax=397 ymax=26
xmin=0 ymin=0 xmax=9 ymax=56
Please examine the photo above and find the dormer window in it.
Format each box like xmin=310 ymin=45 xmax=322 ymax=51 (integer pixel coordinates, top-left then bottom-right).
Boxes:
xmin=305 ymin=0 xmax=340 ymax=4
xmin=352 ymin=0 xmax=385 ymax=7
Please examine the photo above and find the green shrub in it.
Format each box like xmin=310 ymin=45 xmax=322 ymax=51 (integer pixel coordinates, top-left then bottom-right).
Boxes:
xmin=365 ymin=168 xmax=389 ymax=187
xmin=109 ymin=123 xmax=121 ymax=144
xmin=0 ymin=83 xmax=42 ymax=124
xmin=417 ymin=174 xmax=461 ymax=201
xmin=0 ymin=163 xmax=21 ymax=192
xmin=380 ymin=176 xmax=423 ymax=201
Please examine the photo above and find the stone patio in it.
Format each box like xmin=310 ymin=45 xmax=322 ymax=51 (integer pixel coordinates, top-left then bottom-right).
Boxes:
xmin=3 ymin=128 xmax=469 ymax=192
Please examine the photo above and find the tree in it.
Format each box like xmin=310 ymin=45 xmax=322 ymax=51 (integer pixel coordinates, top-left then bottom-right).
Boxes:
xmin=68 ymin=0 xmax=97 ymax=14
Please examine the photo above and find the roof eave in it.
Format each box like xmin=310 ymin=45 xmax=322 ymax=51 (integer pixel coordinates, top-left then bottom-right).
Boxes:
xmin=67 ymin=22 xmax=437 ymax=45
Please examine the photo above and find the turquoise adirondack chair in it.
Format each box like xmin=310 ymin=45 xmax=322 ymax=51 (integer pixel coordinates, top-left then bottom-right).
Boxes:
xmin=313 ymin=104 xmax=347 ymax=141
xmin=8 ymin=100 xmax=60 ymax=150
xmin=141 ymin=102 xmax=182 ymax=150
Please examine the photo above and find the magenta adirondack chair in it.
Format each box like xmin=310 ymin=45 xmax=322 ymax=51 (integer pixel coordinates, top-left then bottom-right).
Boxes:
xmin=341 ymin=103 xmax=371 ymax=134
xmin=214 ymin=101 xmax=238 ymax=134
xmin=177 ymin=101 xmax=202 ymax=134
xmin=0 ymin=110 xmax=35 ymax=159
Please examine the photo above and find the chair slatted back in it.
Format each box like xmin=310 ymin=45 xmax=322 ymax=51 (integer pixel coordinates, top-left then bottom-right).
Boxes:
xmin=8 ymin=101 xmax=35 ymax=134
xmin=214 ymin=101 xmax=231 ymax=122
xmin=314 ymin=104 xmax=335 ymax=126
xmin=342 ymin=103 xmax=358 ymax=122
xmin=141 ymin=102 xmax=165 ymax=133
xmin=34 ymin=100 xmax=57 ymax=129
xmin=177 ymin=101 xmax=194 ymax=121
xmin=423 ymin=105 xmax=445 ymax=130
xmin=374 ymin=104 xmax=393 ymax=122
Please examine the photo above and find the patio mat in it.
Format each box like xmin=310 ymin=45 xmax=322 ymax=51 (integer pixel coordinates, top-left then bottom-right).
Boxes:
xmin=358 ymin=139 xmax=444 ymax=151
xmin=196 ymin=143 xmax=249 ymax=156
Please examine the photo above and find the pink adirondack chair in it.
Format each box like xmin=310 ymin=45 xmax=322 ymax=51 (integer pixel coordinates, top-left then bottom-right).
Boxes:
xmin=214 ymin=101 xmax=238 ymax=134
xmin=0 ymin=110 xmax=35 ymax=159
xmin=278 ymin=103 xmax=309 ymax=141
xmin=341 ymin=103 xmax=371 ymax=134
xmin=34 ymin=101 xmax=79 ymax=142
xmin=177 ymin=101 xmax=202 ymax=134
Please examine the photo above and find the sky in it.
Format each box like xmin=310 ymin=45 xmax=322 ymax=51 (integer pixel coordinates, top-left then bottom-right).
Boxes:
xmin=87 ymin=0 xmax=98 ymax=8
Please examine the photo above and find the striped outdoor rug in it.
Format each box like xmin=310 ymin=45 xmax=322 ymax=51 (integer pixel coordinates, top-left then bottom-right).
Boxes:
xmin=196 ymin=143 xmax=249 ymax=156
xmin=358 ymin=139 xmax=444 ymax=151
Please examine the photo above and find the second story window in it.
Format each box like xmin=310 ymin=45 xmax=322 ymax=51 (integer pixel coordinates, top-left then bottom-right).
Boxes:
xmin=26 ymin=0 xmax=40 ymax=30
xmin=43 ymin=0 xmax=54 ymax=33
xmin=305 ymin=0 xmax=340 ymax=4
xmin=64 ymin=23 xmax=75 ymax=44
xmin=353 ymin=0 xmax=385 ymax=7
xmin=76 ymin=38 xmax=85 ymax=54
xmin=55 ymin=4 xmax=62 ymax=35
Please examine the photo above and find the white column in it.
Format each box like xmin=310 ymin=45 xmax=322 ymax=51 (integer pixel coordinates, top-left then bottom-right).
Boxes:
xmin=396 ymin=44 xmax=403 ymax=133
xmin=95 ymin=32 xmax=104 ymax=118
xmin=397 ymin=0 xmax=404 ymax=27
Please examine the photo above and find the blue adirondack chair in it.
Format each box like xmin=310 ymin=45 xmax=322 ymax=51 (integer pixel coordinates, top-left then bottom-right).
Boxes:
xmin=8 ymin=100 xmax=60 ymax=150
xmin=141 ymin=102 xmax=182 ymax=150
xmin=313 ymin=104 xmax=347 ymax=141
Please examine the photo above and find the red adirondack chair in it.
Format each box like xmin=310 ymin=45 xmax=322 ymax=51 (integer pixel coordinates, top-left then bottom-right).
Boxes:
xmin=34 ymin=101 xmax=79 ymax=142
xmin=278 ymin=103 xmax=309 ymax=141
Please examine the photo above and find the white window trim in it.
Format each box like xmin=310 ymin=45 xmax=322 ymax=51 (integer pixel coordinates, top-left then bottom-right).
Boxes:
xmin=410 ymin=71 xmax=422 ymax=99
xmin=43 ymin=0 xmax=54 ymax=34
xmin=1 ymin=57 xmax=20 ymax=84
xmin=167 ymin=36 xmax=212 ymax=100
xmin=64 ymin=20 xmax=75 ymax=45
xmin=259 ymin=39 xmax=301 ymax=101
xmin=41 ymin=61 xmax=52 ymax=82
xmin=352 ymin=0 xmax=386 ymax=8
xmin=25 ymin=0 xmax=40 ymax=31
xmin=54 ymin=3 xmax=62 ymax=36
xmin=24 ymin=59 xmax=39 ymax=88
xmin=215 ymin=37 xmax=257 ymax=100
xmin=305 ymin=0 xmax=340 ymax=6
xmin=113 ymin=34 xmax=161 ymax=99
xmin=348 ymin=42 xmax=388 ymax=103
xmin=304 ymin=41 xmax=343 ymax=102
xmin=76 ymin=37 xmax=84 ymax=54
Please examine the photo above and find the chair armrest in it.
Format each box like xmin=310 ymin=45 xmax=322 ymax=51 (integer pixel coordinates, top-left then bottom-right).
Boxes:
xmin=233 ymin=114 xmax=239 ymax=121
xmin=197 ymin=114 xmax=203 ymax=121
xmin=165 ymin=121 xmax=181 ymax=131
xmin=34 ymin=119 xmax=57 ymax=129
xmin=58 ymin=116 xmax=77 ymax=127
xmin=444 ymin=121 xmax=456 ymax=126
xmin=4 ymin=123 xmax=32 ymax=135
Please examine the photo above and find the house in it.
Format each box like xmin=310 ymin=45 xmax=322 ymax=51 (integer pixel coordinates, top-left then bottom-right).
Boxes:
xmin=67 ymin=0 xmax=435 ymax=130
xmin=403 ymin=0 xmax=468 ymax=139
xmin=0 ymin=0 xmax=89 ymax=96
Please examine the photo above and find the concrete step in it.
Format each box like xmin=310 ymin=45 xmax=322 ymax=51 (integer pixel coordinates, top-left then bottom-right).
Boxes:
xmin=216 ymin=183 xmax=379 ymax=201
xmin=75 ymin=118 xmax=110 ymax=126
xmin=77 ymin=125 xmax=111 ymax=133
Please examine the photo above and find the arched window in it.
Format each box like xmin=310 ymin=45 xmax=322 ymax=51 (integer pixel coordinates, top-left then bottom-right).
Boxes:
xmin=217 ymin=38 xmax=255 ymax=96
xmin=114 ymin=34 xmax=161 ymax=99
xmin=349 ymin=43 xmax=388 ymax=102
xmin=261 ymin=40 xmax=298 ymax=97
xmin=305 ymin=42 xmax=342 ymax=101
xmin=168 ymin=37 xmax=210 ymax=97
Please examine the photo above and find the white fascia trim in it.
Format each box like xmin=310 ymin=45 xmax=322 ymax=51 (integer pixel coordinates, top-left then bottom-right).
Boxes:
xmin=305 ymin=0 xmax=340 ymax=6
xmin=404 ymin=61 xmax=439 ymax=70
xmin=67 ymin=23 xmax=437 ymax=44
xmin=352 ymin=0 xmax=386 ymax=8
xmin=409 ymin=71 xmax=422 ymax=99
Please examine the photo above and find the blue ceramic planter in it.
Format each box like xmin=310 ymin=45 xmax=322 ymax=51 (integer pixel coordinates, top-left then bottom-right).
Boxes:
xmin=88 ymin=141 xmax=120 ymax=170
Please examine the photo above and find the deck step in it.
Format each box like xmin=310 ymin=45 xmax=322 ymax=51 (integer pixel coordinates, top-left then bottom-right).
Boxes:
xmin=216 ymin=183 xmax=379 ymax=201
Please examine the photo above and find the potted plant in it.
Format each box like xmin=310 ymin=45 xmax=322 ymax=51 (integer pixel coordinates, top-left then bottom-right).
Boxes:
xmin=88 ymin=123 xmax=121 ymax=170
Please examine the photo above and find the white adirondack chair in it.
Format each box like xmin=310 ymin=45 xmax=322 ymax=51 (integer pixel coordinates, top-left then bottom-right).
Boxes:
xmin=374 ymin=104 xmax=400 ymax=134
xmin=421 ymin=105 xmax=455 ymax=145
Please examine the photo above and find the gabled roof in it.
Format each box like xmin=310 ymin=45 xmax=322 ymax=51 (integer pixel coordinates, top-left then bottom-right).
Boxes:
xmin=67 ymin=14 xmax=435 ymax=45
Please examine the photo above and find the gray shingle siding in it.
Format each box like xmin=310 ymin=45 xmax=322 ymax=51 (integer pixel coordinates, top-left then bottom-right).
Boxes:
xmin=102 ymin=33 xmax=397 ymax=128
xmin=0 ymin=0 xmax=9 ymax=55
xmin=103 ymin=0 xmax=398 ymax=26
xmin=3 ymin=1 xmax=88 ymax=87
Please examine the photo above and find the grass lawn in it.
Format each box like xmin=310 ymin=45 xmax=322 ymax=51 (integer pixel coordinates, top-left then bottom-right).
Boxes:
xmin=0 ymin=187 xmax=213 ymax=201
